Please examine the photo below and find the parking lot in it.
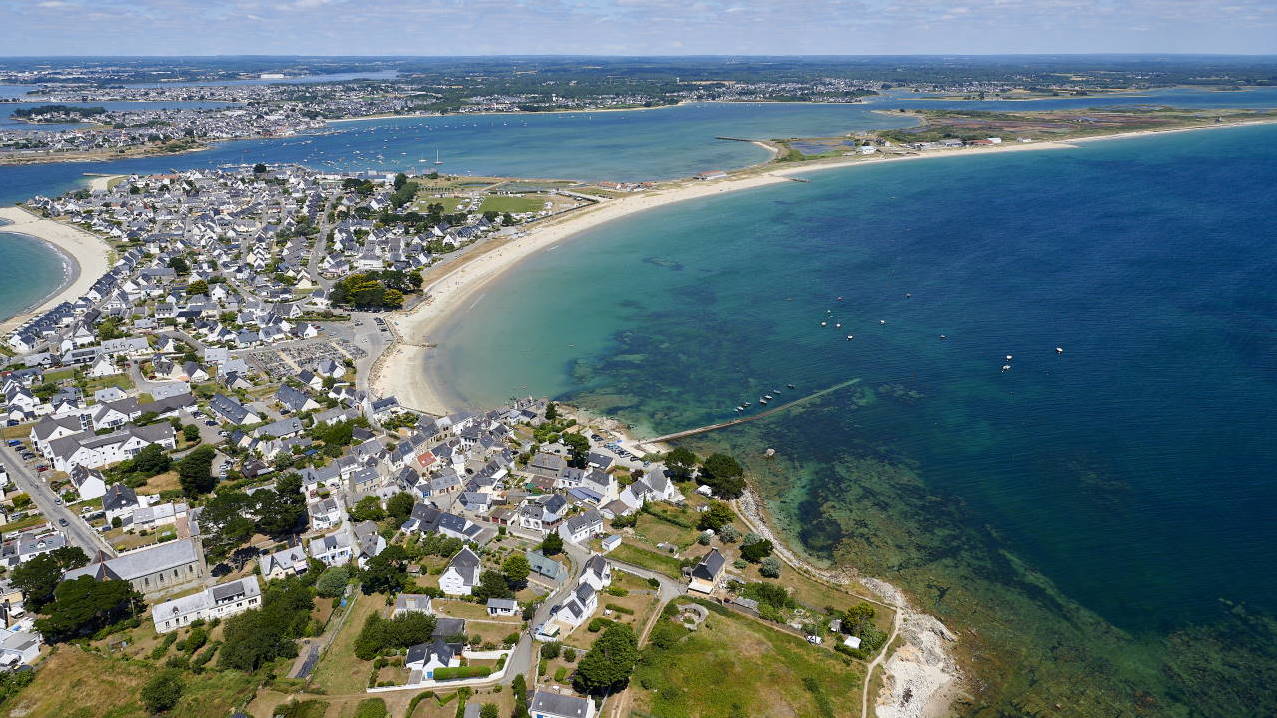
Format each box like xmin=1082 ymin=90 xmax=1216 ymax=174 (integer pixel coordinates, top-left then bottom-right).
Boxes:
xmin=242 ymin=338 xmax=366 ymax=379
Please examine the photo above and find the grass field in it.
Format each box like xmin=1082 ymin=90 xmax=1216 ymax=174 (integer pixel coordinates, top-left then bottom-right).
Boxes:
xmin=309 ymin=591 xmax=382 ymax=694
xmin=632 ymin=601 xmax=865 ymax=718
xmin=609 ymin=542 xmax=685 ymax=579
xmin=0 ymin=646 xmax=259 ymax=718
xmin=478 ymin=195 xmax=546 ymax=214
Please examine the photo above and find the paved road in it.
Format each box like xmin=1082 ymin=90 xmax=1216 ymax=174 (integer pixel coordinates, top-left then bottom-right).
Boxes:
xmin=0 ymin=444 xmax=115 ymax=557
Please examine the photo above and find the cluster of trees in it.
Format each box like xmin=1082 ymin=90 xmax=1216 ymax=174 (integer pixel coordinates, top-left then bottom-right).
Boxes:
xmin=11 ymin=546 xmax=89 ymax=612
xmin=348 ymin=492 xmax=415 ymax=524
xmin=106 ymin=443 xmax=171 ymax=488
xmin=390 ymin=173 xmax=419 ymax=210
xmin=738 ymin=581 xmax=795 ymax=622
xmin=360 ymin=545 xmax=413 ymax=595
xmin=740 ymin=533 xmax=775 ymax=563
xmin=665 ymin=448 xmax=747 ymax=498
xmin=329 ymin=270 xmax=421 ymax=310
xmin=342 ymin=177 xmax=377 ymax=195
xmin=34 ymin=576 xmax=143 ymax=643
xmin=354 ymin=612 xmax=438 ymax=660
xmin=197 ymin=473 xmax=308 ymax=559
xmin=573 ymin=623 xmax=639 ymax=695
xmin=218 ymin=576 xmax=315 ymax=671
xmin=177 ymin=445 xmax=217 ymax=496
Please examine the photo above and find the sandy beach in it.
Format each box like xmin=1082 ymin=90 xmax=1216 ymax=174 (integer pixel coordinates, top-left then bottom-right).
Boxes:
xmin=0 ymin=206 xmax=113 ymax=335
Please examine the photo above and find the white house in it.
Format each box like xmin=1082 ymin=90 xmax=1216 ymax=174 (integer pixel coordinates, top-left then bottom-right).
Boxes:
xmin=578 ymin=554 xmax=612 ymax=592
xmin=404 ymin=638 xmax=461 ymax=680
xmin=68 ymin=465 xmax=107 ymax=501
xmin=439 ymin=547 xmax=480 ymax=596
xmin=486 ymin=597 xmax=518 ymax=617
xmin=260 ymin=546 xmax=309 ymax=580
xmin=308 ymin=529 xmax=355 ymax=567
xmin=151 ymin=576 xmax=262 ymax=633
xmin=558 ymin=509 xmax=605 ymax=545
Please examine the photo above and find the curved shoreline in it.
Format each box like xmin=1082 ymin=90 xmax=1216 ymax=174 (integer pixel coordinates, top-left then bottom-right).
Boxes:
xmin=0 ymin=206 xmax=113 ymax=335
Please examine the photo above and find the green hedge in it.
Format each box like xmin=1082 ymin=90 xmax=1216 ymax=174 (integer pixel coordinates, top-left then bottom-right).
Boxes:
xmin=353 ymin=698 xmax=387 ymax=718
xmin=606 ymin=603 xmax=635 ymax=615
xmin=432 ymin=665 xmax=492 ymax=681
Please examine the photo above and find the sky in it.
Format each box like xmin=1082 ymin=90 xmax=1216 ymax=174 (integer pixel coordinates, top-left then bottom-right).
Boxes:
xmin=2 ymin=0 xmax=1276 ymax=56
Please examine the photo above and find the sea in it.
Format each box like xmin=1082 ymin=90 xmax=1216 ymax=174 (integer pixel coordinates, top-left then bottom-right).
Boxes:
xmin=4 ymin=87 xmax=1277 ymax=715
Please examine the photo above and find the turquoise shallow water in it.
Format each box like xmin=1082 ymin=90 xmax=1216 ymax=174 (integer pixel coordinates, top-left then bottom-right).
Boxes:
xmin=0 ymin=226 xmax=68 ymax=322
xmin=431 ymin=124 xmax=1277 ymax=713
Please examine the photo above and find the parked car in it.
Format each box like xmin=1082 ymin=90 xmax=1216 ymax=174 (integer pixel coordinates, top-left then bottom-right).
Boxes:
xmin=58 ymin=518 xmax=69 ymax=527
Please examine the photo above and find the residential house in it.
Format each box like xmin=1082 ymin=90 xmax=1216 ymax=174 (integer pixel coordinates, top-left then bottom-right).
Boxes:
xmin=152 ymin=577 xmax=262 ymax=633
xmin=687 ymin=548 xmax=726 ymax=594
xmin=528 ymin=691 xmax=595 ymax=718
xmin=260 ymin=546 xmax=309 ymax=580
xmin=439 ymin=547 xmax=480 ymax=596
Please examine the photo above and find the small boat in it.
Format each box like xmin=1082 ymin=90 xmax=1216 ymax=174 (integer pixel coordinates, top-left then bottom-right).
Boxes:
xmin=735 ymin=407 xmax=743 ymax=412
xmin=744 ymin=402 xmax=752 ymax=407
xmin=837 ymin=296 xmax=843 ymax=301
xmin=846 ymin=335 xmax=854 ymax=340
xmin=1001 ymin=364 xmax=1012 ymax=372
xmin=835 ymin=323 xmax=842 ymax=328
xmin=939 ymin=334 xmax=947 ymax=340
xmin=1056 ymin=347 xmax=1064 ymax=354
xmin=880 ymin=320 xmax=887 ymax=325
xmin=787 ymin=383 xmax=796 ymax=389
xmin=820 ymin=322 xmax=827 ymax=327
xmin=763 ymin=395 xmax=773 ymax=401
xmin=434 ymin=149 xmax=443 ymax=165
xmin=759 ymin=398 xmax=769 ymax=405
xmin=1005 ymin=354 xmax=1013 ymax=361
xmin=906 ymin=293 xmax=912 ymax=298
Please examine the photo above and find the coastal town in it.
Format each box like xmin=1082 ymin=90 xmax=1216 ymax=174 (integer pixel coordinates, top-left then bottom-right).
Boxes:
xmin=0 ymin=160 xmax=919 ymax=718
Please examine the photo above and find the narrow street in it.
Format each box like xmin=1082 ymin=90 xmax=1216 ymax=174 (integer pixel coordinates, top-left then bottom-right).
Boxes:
xmin=0 ymin=443 xmax=115 ymax=557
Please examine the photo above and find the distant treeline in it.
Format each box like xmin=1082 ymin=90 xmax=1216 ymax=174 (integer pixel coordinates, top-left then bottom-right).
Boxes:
xmin=13 ymin=104 xmax=107 ymax=119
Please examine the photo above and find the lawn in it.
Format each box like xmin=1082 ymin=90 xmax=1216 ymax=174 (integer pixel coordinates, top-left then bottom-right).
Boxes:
xmin=309 ymin=591 xmax=382 ymax=694
xmin=478 ymin=195 xmax=546 ymax=214
xmin=632 ymin=601 xmax=865 ymax=718
xmin=609 ymin=541 xmax=685 ymax=579
xmin=0 ymin=645 xmax=259 ymax=718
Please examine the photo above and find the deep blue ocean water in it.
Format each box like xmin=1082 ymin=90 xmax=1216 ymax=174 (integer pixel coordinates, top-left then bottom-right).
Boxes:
xmin=0 ymin=223 xmax=70 ymax=323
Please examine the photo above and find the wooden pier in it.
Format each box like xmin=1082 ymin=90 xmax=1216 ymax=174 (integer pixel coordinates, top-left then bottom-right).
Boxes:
xmin=646 ymin=378 xmax=860 ymax=443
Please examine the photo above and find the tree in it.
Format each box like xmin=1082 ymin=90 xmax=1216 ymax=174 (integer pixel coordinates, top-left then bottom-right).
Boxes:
xmin=219 ymin=578 xmax=313 ymax=671
xmin=700 ymin=453 xmax=746 ymax=498
xmin=480 ymin=704 xmax=499 ymax=718
xmin=167 ymin=256 xmax=190 ymax=275
xmin=196 ymin=491 xmax=258 ymax=559
xmin=561 ymin=432 xmax=590 ymax=468
xmin=316 ymin=566 xmax=350 ymax=598
xmin=719 ymin=525 xmax=741 ymax=543
xmin=386 ymin=492 xmax=415 ymax=522
xmin=741 ymin=538 xmax=774 ymax=563
xmin=132 ymin=443 xmax=172 ymax=476
xmin=665 ymin=447 xmax=698 ymax=481
xmin=540 ymin=533 xmax=564 ymax=556
xmin=141 ymin=669 xmax=184 ymax=713
xmin=760 ymin=556 xmax=782 ymax=578
xmin=35 ymin=577 xmax=142 ymax=643
xmin=177 ymin=445 xmax=217 ymax=496
xmin=181 ymin=424 xmax=200 ymax=443
xmin=11 ymin=546 xmax=88 ymax=611
xmin=502 ymin=553 xmax=531 ymax=590
xmin=473 ymin=570 xmax=514 ymax=601
xmin=253 ymin=163 xmax=268 ymax=173
xmin=185 ymin=280 xmax=208 ymax=297
xmin=255 ymin=473 xmax=306 ymax=537
xmin=697 ymin=501 xmax=734 ymax=532
xmin=349 ymin=495 xmax=386 ymax=522
xmin=544 ymin=402 xmax=558 ymax=420
xmin=573 ymin=623 xmax=639 ymax=695
xmin=361 ymin=546 xmax=409 ymax=595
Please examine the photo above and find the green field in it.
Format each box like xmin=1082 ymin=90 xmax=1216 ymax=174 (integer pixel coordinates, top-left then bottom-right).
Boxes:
xmin=609 ymin=541 xmax=685 ymax=579
xmin=633 ymin=601 xmax=865 ymax=718
xmin=479 ymin=195 xmax=547 ymax=214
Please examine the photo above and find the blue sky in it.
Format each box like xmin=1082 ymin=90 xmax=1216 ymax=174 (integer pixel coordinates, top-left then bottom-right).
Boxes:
xmin=3 ymin=0 xmax=1276 ymax=56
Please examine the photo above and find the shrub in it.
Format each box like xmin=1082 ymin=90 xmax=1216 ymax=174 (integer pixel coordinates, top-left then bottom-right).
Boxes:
xmin=605 ymin=586 xmax=629 ymax=597
xmin=760 ymin=556 xmax=782 ymax=578
xmin=353 ymin=698 xmax=387 ymax=718
xmin=562 ymin=647 xmax=576 ymax=662
xmin=140 ymin=669 xmax=184 ymax=713
xmin=605 ymin=603 xmax=635 ymax=615
xmin=432 ymin=666 xmax=492 ymax=681
xmin=540 ymin=642 xmax=561 ymax=659
xmin=554 ymin=666 xmax=567 ymax=682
